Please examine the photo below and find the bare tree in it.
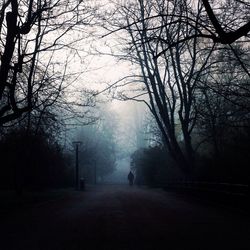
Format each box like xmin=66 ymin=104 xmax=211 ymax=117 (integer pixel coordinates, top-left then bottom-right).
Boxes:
xmin=102 ymin=0 xmax=216 ymax=174
xmin=200 ymin=0 xmax=250 ymax=44
xmin=195 ymin=42 xmax=250 ymax=159
xmin=0 ymin=0 xmax=95 ymax=125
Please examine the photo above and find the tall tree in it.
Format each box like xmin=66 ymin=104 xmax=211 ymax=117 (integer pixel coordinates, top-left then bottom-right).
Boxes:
xmin=103 ymin=0 xmax=215 ymax=174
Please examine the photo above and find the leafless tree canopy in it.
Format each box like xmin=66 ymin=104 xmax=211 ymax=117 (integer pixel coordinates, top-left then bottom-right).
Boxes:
xmin=0 ymin=0 xmax=95 ymax=126
xmin=100 ymin=0 xmax=250 ymax=174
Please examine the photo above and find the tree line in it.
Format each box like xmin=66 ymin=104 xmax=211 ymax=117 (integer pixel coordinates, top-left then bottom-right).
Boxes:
xmin=1 ymin=0 xmax=250 ymax=190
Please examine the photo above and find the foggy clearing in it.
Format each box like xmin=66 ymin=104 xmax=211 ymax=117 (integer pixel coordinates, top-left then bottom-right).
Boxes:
xmin=1 ymin=185 xmax=250 ymax=250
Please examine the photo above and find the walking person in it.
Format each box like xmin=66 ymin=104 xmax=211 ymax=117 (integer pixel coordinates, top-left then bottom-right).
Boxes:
xmin=128 ymin=171 xmax=134 ymax=186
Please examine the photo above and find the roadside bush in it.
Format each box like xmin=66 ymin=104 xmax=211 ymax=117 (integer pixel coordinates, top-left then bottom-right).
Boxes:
xmin=0 ymin=128 xmax=74 ymax=191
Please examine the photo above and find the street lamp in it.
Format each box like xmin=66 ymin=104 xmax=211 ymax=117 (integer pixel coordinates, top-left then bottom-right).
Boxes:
xmin=73 ymin=141 xmax=82 ymax=190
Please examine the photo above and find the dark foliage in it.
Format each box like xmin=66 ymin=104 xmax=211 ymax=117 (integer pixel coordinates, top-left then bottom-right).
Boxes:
xmin=196 ymin=127 xmax=250 ymax=184
xmin=131 ymin=146 xmax=180 ymax=186
xmin=0 ymin=128 xmax=73 ymax=192
xmin=131 ymin=125 xmax=250 ymax=186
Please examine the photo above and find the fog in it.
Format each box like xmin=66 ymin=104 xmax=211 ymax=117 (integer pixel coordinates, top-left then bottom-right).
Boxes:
xmin=103 ymin=101 xmax=147 ymax=184
xmin=102 ymin=157 xmax=131 ymax=183
xmin=69 ymin=98 xmax=147 ymax=185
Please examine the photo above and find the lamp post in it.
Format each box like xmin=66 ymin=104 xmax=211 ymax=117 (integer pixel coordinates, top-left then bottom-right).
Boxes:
xmin=73 ymin=141 xmax=82 ymax=190
xmin=94 ymin=160 xmax=97 ymax=185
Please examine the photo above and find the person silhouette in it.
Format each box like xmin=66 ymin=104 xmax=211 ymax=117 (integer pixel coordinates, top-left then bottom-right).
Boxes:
xmin=128 ymin=171 xmax=134 ymax=186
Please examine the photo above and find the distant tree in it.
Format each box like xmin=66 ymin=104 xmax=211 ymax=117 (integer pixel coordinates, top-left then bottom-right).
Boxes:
xmin=131 ymin=146 xmax=179 ymax=186
xmin=77 ymin=107 xmax=117 ymax=183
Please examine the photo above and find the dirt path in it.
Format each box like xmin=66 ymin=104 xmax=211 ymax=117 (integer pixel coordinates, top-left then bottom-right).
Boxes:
xmin=1 ymin=185 xmax=250 ymax=250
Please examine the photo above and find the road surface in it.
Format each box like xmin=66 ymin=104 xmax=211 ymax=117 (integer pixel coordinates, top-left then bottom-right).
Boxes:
xmin=1 ymin=185 xmax=250 ymax=250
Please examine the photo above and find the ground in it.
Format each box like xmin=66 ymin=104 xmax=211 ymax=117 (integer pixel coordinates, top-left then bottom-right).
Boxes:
xmin=1 ymin=185 xmax=250 ymax=250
